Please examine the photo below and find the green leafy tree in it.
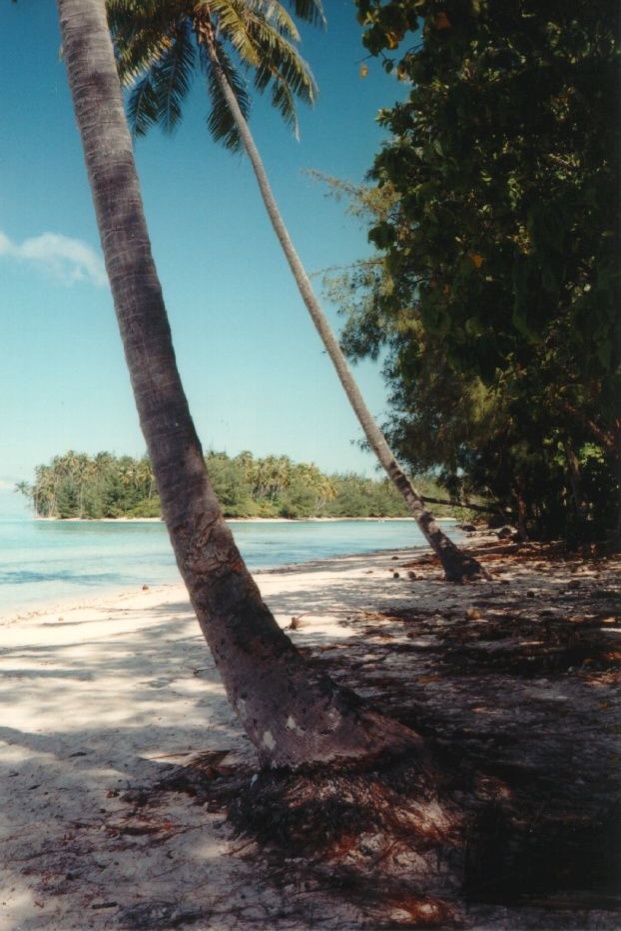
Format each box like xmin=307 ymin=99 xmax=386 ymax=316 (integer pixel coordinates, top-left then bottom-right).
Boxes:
xmin=347 ymin=0 xmax=620 ymax=544
xmin=106 ymin=0 xmax=485 ymax=580
xmin=206 ymin=450 xmax=257 ymax=517
xmin=21 ymin=449 xmax=457 ymax=520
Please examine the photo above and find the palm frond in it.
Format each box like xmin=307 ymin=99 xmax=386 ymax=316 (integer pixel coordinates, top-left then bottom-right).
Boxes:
xmin=269 ymin=71 xmax=300 ymax=138
xmin=108 ymin=0 xmax=180 ymax=87
xmin=216 ymin=0 xmax=317 ymax=122
xmin=127 ymin=72 xmax=161 ymax=136
xmin=116 ymin=31 xmax=174 ymax=88
xmin=199 ymin=0 xmax=263 ymax=67
xmin=250 ymin=22 xmax=317 ymax=108
xmin=200 ymin=41 xmax=251 ymax=150
xmin=245 ymin=0 xmax=301 ymax=40
xmin=152 ymin=22 xmax=196 ymax=134
xmin=283 ymin=0 xmax=326 ymax=29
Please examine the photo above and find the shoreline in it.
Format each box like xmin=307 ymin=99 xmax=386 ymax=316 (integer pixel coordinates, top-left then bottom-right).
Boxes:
xmin=0 ymin=543 xmax=423 ymax=627
xmin=30 ymin=515 xmax=460 ymax=523
xmin=1 ymin=521 xmax=465 ymax=623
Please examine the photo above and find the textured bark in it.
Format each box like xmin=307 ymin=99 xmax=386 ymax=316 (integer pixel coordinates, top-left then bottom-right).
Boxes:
xmin=56 ymin=0 xmax=422 ymax=768
xmin=200 ymin=24 xmax=487 ymax=583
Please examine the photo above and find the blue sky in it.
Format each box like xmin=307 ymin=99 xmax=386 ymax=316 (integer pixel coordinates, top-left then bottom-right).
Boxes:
xmin=1 ymin=0 xmax=405 ymax=517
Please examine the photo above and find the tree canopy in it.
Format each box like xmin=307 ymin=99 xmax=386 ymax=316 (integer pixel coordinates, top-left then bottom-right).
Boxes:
xmin=17 ymin=449 xmax=465 ymax=520
xmin=339 ymin=0 xmax=620 ymax=544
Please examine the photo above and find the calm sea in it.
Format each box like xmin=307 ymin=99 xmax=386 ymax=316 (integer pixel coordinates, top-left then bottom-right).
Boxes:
xmin=0 ymin=518 xmax=461 ymax=618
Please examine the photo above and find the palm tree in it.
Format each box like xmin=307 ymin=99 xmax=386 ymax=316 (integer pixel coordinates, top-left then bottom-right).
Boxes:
xmin=14 ymin=481 xmax=34 ymax=514
xmin=107 ymin=0 xmax=486 ymax=582
xmin=33 ymin=464 xmax=57 ymax=517
xmin=55 ymin=0 xmax=419 ymax=767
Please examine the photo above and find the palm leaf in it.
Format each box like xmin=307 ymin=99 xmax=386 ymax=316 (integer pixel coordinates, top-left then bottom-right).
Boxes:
xmin=216 ymin=0 xmax=318 ymax=130
xmin=241 ymin=0 xmax=301 ymax=40
xmin=127 ymin=71 xmax=161 ymax=136
xmin=269 ymin=72 xmax=300 ymax=137
xmin=249 ymin=19 xmax=317 ymax=114
xmin=107 ymin=1 xmax=168 ymax=48
xmin=108 ymin=0 xmax=180 ymax=87
xmin=198 ymin=0 xmax=263 ymax=66
xmin=151 ymin=22 xmax=196 ymax=134
xmin=283 ymin=0 xmax=326 ymax=29
xmin=199 ymin=41 xmax=252 ymax=150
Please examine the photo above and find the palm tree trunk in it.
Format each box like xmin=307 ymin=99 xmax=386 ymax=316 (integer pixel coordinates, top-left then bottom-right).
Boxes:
xmin=56 ymin=0 xmax=421 ymax=768
xmin=199 ymin=26 xmax=486 ymax=583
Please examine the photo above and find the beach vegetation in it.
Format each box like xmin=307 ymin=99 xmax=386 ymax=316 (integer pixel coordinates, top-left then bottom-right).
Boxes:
xmin=330 ymin=0 xmax=620 ymax=548
xmin=18 ymin=449 xmax=466 ymax=520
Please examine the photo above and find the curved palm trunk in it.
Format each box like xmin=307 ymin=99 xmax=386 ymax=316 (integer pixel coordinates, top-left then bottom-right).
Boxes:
xmin=199 ymin=25 xmax=486 ymax=583
xmin=56 ymin=0 xmax=420 ymax=768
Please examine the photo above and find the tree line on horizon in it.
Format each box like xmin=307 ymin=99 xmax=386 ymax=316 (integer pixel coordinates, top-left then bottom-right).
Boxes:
xmin=16 ymin=449 xmax=464 ymax=521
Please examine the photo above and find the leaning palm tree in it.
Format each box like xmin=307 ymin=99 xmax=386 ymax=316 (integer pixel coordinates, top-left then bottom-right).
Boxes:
xmin=56 ymin=0 xmax=420 ymax=767
xmin=107 ymin=0 xmax=486 ymax=582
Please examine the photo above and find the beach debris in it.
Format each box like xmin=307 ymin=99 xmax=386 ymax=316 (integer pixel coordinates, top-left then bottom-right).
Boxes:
xmin=466 ymin=608 xmax=482 ymax=620
xmin=496 ymin=525 xmax=518 ymax=540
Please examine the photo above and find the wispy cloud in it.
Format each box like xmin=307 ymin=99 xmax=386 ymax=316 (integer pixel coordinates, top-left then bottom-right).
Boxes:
xmin=0 ymin=229 xmax=108 ymax=288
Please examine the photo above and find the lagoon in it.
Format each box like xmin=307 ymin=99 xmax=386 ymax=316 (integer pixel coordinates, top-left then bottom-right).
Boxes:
xmin=0 ymin=518 xmax=463 ymax=618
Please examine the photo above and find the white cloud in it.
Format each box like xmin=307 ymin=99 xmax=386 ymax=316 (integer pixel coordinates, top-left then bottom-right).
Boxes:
xmin=0 ymin=228 xmax=108 ymax=288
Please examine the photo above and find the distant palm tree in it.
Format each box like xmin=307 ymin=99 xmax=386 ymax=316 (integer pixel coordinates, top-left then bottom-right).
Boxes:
xmin=14 ymin=481 xmax=34 ymax=513
xmin=56 ymin=0 xmax=418 ymax=766
xmin=108 ymin=0 xmax=486 ymax=581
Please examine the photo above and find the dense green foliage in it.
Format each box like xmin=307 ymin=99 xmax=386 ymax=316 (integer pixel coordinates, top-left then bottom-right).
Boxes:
xmin=16 ymin=452 xmax=160 ymax=520
xmin=17 ymin=450 xmax=460 ymax=520
xmin=341 ymin=0 xmax=620 ymax=544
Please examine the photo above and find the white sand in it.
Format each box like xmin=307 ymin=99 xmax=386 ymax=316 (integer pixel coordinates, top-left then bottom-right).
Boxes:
xmin=0 ymin=548 xmax=437 ymax=931
xmin=3 ymin=542 xmax=618 ymax=930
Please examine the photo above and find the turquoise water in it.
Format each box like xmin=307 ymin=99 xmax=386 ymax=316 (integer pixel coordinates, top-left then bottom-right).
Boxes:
xmin=0 ymin=518 xmax=459 ymax=617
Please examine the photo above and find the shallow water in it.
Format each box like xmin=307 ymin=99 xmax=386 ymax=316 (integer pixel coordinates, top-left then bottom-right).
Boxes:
xmin=0 ymin=518 xmax=462 ymax=616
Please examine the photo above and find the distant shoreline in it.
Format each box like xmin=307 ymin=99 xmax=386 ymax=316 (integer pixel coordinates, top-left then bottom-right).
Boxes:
xmin=32 ymin=515 xmax=461 ymax=524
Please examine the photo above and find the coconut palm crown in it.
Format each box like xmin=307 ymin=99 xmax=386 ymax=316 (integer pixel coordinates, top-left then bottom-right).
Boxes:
xmin=107 ymin=0 xmax=324 ymax=149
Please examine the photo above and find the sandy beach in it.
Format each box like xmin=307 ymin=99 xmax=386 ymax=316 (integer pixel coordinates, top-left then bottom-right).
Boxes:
xmin=1 ymin=539 xmax=619 ymax=930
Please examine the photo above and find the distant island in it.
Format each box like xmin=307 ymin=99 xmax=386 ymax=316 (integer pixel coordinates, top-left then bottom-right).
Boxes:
xmin=16 ymin=450 xmax=465 ymax=521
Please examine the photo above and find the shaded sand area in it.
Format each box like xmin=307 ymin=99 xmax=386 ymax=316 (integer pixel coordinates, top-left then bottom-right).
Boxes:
xmin=1 ymin=539 xmax=620 ymax=929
